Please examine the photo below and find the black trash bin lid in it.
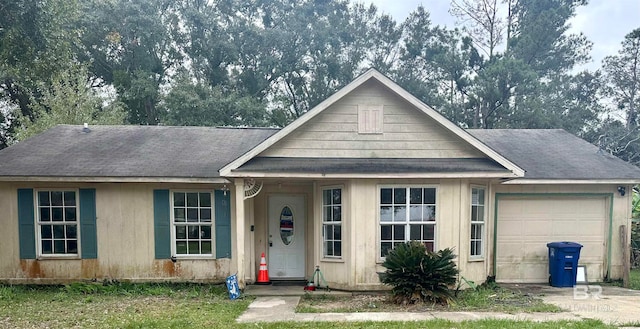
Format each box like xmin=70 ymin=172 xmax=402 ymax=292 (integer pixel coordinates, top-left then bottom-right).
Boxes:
xmin=546 ymin=241 xmax=583 ymax=248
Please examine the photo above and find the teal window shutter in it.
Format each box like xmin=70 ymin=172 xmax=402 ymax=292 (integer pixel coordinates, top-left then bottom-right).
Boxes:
xmin=17 ymin=189 xmax=36 ymax=259
xmin=79 ymin=189 xmax=98 ymax=259
xmin=215 ymin=190 xmax=231 ymax=258
xmin=154 ymin=190 xmax=171 ymax=259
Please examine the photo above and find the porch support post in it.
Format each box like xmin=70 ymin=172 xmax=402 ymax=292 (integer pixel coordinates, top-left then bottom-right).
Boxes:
xmin=234 ymin=178 xmax=246 ymax=288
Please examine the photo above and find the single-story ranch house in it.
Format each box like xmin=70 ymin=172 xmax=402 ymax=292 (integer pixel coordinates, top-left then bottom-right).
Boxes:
xmin=1 ymin=69 xmax=639 ymax=289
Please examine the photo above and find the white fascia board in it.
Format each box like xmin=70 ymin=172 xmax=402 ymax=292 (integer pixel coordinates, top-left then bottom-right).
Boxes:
xmin=223 ymin=172 xmax=518 ymax=179
xmin=0 ymin=176 xmax=231 ymax=184
xmin=501 ymin=179 xmax=640 ymax=185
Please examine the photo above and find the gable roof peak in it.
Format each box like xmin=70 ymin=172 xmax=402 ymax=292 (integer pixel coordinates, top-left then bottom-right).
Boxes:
xmin=220 ymin=70 xmax=525 ymax=177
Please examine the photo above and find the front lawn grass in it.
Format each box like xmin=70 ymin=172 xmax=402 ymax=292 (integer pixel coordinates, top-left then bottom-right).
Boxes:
xmin=600 ymin=268 xmax=640 ymax=290
xmin=630 ymin=268 xmax=640 ymax=290
xmin=297 ymin=282 xmax=561 ymax=314
xmin=0 ymin=282 xmax=250 ymax=328
xmin=0 ymin=282 xmax=611 ymax=329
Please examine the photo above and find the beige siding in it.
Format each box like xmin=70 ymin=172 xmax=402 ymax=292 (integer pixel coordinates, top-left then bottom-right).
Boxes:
xmin=338 ymin=178 xmax=489 ymax=290
xmin=260 ymin=80 xmax=484 ymax=159
xmin=0 ymin=182 xmax=232 ymax=283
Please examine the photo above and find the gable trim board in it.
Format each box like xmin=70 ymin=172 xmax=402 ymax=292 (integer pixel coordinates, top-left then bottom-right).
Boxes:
xmin=492 ymin=193 xmax=614 ymax=282
xmin=220 ymin=69 xmax=525 ymax=178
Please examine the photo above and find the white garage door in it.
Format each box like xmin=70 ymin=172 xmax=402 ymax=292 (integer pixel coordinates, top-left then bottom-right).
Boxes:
xmin=496 ymin=197 xmax=607 ymax=283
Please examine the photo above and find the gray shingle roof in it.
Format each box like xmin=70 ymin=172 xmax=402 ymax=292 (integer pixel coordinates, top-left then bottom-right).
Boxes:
xmin=0 ymin=125 xmax=277 ymax=179
xmin=468 ymin=129 xmax=640 ymax=180
xmin=236 ymin=157 xmax=509 ymax=174
xmin=1 ymin=125 xmax=638 ymax=181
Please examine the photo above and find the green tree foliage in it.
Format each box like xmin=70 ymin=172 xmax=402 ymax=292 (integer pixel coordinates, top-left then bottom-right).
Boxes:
xmin=602 ymin=28 xmax=640 ymax=130
xmin=16 ymin=65 xmax=126 ymax=141
xmin=0 ymin=0 xmax=81 ymax=147
xmin=584 ymin=28 xmax=640 ymax=166
xmin=381 ymin=242 xmax=459 ymax=305
xmin=77 ymin=0 xmax=183 ymax=125
xmin=0 ymin=0 xmax=638 ymax=165
xmin=161 ymin=71 xmax=266 ymax=127
xmin=449 ymin=0 xmax=595 ymax=130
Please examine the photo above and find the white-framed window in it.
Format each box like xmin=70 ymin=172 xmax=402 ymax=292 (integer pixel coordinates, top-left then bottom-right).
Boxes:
xmin=380 ymin=186 xmax=436 ymax=258
xmin=171 ymin=191 xmax=213 ymax=256
xmin=322 ymin=187 xmax=342 ymax=258
xmin=36 ymin=190 xmax=79 ymax=256
xmin=470 ymin=186 xmax=486 ymax=258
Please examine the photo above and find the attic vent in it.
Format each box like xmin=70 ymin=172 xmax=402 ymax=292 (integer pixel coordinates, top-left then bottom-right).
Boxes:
xmin=358 ymin=105 xmax=383 ymax=134
xmin=244 ymin=179 xmax=263 ymax=200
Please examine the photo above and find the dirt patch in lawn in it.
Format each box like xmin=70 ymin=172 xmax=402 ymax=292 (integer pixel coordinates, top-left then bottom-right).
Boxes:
xmin=296 ymin=285 xmax=562 ymax=314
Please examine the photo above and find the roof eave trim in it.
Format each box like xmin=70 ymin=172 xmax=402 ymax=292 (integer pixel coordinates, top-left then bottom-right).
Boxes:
xmin=220 ymin=68 xmax=525 ymax=178
xmin=501 ymin=179 xmax=640 ymax=185
xmin=223 ymin=171 xmax=518 ymax=179
xmin=0 ymin=176 xmax=231 ymax=184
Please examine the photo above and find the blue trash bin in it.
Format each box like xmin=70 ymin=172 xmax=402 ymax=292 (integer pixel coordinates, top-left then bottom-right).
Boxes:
xmin=547 ymin=242 xmax=583 ymax=287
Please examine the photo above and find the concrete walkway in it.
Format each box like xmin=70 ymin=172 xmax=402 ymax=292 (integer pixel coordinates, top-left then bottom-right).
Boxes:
xmin=235 ymin=296 xmax=582 ymax=323
xmin=237 ymin=284 xmax=640 ymax=326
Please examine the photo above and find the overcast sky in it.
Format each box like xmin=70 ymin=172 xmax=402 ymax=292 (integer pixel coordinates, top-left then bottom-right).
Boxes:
xmin=359 ymin=0 xmax=640 ymax=71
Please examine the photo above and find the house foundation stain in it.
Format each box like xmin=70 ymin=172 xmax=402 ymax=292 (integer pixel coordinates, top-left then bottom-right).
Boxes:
xmin=20 ymin=260 xmax=44 ymax=278
xmin=154 ymin=260 xmax=181 ymax=277
xmin=81 ymin=259 xmax=100 ymax=279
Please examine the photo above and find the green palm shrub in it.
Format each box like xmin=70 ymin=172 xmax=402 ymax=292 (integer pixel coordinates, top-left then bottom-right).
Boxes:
xmin=380 ymin=241 xmax=459 ymax=305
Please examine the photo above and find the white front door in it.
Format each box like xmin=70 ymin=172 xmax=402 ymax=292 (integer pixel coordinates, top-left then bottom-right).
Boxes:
xmin=268 ymin=195 xmax=306 ymax=279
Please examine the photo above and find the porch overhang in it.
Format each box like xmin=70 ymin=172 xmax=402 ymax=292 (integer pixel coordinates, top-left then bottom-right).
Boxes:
xmin=225 ymin=157 xmax=517 ymax=179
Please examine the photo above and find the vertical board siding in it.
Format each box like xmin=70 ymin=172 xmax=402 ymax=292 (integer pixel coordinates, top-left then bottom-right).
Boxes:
xmin=17 ymin=188 xmax=36 ymax=259
xmin=153 ymin=189 xmax=171 ymax=259
xmin=260 ymin=80 xmax=484 ymax=158
xmin=79 ymin=189 xmax=98 ymax=259
xmin=215 ymin=190 xmax=231 ymax=258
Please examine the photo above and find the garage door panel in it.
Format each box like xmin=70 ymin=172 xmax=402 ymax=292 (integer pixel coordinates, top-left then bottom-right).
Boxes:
xmin=496 ymin=242 xmax=524 ymax=258
xmin=497 ymin=197 xmax=606 ymax=283
xmin=525 ymin=221 xmax=554 ymax=235
xmin=500 ymin=222 xmax=523 ymax=235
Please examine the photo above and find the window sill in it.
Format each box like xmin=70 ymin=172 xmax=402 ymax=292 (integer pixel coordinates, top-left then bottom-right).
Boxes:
xmin=173 ymin=256 xmax=216 ymax=261
xmin=37 ymin=256 xmax=81 ymax=260
xmin=468 ymin=257 xmax=485 ymax=262
xmin=321 ymin=257 xmax=344 ymax=263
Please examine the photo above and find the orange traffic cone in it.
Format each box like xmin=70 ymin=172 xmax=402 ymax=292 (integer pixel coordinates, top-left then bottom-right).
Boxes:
xmin=256 ymin=252 xmax=271 ymax=285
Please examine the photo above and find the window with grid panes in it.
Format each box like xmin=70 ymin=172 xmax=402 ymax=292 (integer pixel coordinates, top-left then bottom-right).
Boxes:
xmin=37 ymin=190 xmax=79 ymax=256
xmin=470 ymin=187 xmax=485 ymax=258
xmin=380 ymin=187 xmax=436 ymax=257
xmin=322 ymin=188 xmax=342 ymax=258
xmin=172 ymin=192 xmax=213 ymax=255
